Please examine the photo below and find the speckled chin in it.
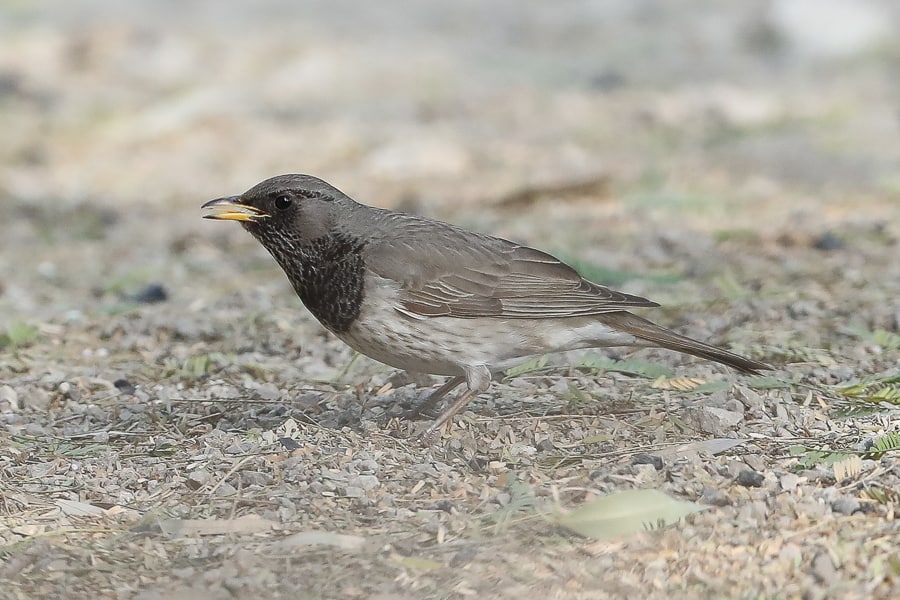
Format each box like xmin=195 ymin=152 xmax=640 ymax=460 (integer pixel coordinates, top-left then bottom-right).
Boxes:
xmin=246 ymin=223 xmax=367 ymax=333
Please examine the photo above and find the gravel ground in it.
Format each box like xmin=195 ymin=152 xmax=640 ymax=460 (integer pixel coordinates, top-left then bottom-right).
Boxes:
xmin=1 ymin=2 xmax=899 ymax=598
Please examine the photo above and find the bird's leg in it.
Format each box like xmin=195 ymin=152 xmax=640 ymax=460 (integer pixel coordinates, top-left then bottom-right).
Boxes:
xmin=419 ymin=365 xmax=491 ymax=445
xmin=404 ymin=375 xmax=466 ymax=418
xmin=420 ymin=387 xmax=481 ymax=444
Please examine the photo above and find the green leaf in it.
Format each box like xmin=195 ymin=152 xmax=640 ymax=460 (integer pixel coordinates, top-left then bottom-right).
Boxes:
xmin=866 ymin=432 xmax=900 ymax=459
xmin=713 ymin=271 xmax=750 ymax=299
xmin=555 ymin=489 xmax=705 ymax=540
xmin=395 ymin=557 xmax=442 ymax=571
xmin=149 ymin=443 xmax=178 ymax=457
xmin=745 ymin=376 xmax=792 ymax=390
xmin=552 ymin=253 xmax=682 ymax=287
xmin=577 ymin=355 xmax=674 ymax=379
xmin=504 ymin=355 xmax=550 ymax=378
xmin=0 ymin=322 xmax=39 ymax=349
xmin=847 ymin=326 xmax=900 ymax=350
xmin=490 ymin=472 xmax=537 ymax=530
xmin=837 ymin=375 xmax=900 ymax=405
xmin=789 ymin=445 xmax=855 ymax=469
xmin=580 ymin=434 xmax=614 ymax=445
xmin=689 ymin=381 xmax=733 ymax=394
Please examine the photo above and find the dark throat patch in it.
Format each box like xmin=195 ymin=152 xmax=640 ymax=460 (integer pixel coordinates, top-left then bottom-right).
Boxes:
xmin=259 ymin=230 xmax=366 ymax=333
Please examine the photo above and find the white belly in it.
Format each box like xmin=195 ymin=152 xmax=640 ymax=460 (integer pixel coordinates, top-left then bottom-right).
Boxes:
xmin=334 ymin=275 xmax=644 ymax=377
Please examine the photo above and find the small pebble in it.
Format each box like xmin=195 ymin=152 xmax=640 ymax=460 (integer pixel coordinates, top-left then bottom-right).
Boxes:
xmin=240 ymin=471 xmax=275 ymax=487
xmin=812 ymin=231 xmax=844 ymax=251
xmin=212 ymin=482 xmax=237 ymax=497
xmin=810 ymin=551 xmax=838 ymax=584
xmin=130 ymin=283 xmax=168 ymax=304
xmin=736 ymin=470 xmax=765 ymax=487
xmin=734 ymin=386 xmax=763 ymax=412
xmin=700 ymin=487 xmax=730 ymax=507
xmin=536 ymin=438 xmax=556 ymax=452
xmin=280 ymin=437 xmax=301 ymax=450
xmin=632 ymin=453 xmax=664 ymax=470
xmin=743 ymin=454 xmax=766 ymax=472
xmin=25 ymin=387 xmax=53 ymax=411
xmin=0 ymin=385 xmax=19 ymax=410
xmin=831 ymin=496 xmax=860 ymax=516
xmin=254 ymin=383 xmax=281 ymax=400
xmin=779 ymin=473 xmax=800 ymax=492
xmin=450 ymin=547 xmax=478 ymax=568
xmin=185 ymin=470 xmax=209 ymax=490
xmin=24 ymin=422 xmax=46 ymax=435
xmin=355 ymin=475 xmax=380 ymax=490
xmin=683 ymin=406 xmax=743 ymax=435
xmin=353 ymin=459 xmax=380 ymax=473
xmin=113 ymin=378 xmax=136 ymax=395
xmin=341 ymin=486 xmax=365 ymax=498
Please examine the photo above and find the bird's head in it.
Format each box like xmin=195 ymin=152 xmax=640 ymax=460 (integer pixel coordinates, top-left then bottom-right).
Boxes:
xmin=202 ymin=174 xmax=348 ymax=242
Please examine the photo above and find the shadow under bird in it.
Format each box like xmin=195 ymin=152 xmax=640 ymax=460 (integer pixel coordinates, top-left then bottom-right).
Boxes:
xmin=202 ymin=174 xmax=771 ymax=441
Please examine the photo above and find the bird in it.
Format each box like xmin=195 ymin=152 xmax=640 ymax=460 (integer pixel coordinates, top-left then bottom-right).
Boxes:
xmin=202 ymin=174 xmax=771 ymax=442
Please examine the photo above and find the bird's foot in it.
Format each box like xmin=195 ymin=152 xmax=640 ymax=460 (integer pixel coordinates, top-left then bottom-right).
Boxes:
xmin=402 ymin=375 xmax=466 ymax=420
xmin=416 ymin=386 xmax=480 ymax=446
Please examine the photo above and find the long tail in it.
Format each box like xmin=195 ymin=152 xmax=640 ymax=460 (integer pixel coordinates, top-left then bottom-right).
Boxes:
xmin=602 ymin=312 xmax=772 ymax=374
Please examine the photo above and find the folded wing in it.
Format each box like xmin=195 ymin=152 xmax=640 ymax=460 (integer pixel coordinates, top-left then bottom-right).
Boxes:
xmin=362 ymin=213 xmax=658 ymax=319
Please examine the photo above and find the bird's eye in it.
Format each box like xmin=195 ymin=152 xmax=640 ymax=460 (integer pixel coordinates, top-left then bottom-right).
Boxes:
xmin=274 ymin=195 xmax=293 ymax=210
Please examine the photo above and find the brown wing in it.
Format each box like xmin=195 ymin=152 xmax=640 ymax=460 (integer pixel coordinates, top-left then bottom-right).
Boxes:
xmin=361 ymin=212 xmax=659 ymax=319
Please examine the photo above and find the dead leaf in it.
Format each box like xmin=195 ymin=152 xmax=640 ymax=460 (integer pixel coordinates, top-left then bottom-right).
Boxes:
xmin=157 ymin=514 xmax=274 ymax=537
xmin=55 ymin=499 xmax=107 ymax=517
xmin=555 ymin=489 xmax=706 ymax=540
xmin=658 ymin=438 xmax=746 ymax=459
xmin=277 ymin=531 xmax=367 ymax=551
xmin=651 ymin=376 xmax=707 ymax=391
xmin=832 ymin=455 xmax=863 ymax=481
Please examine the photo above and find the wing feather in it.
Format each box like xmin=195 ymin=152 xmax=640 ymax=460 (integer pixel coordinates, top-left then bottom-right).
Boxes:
xmin=360 ymin=211 xmax=659 ymax=319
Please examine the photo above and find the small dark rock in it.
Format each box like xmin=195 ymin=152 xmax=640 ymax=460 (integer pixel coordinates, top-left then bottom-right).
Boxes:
xmin=831 ymin=496 xmax=861 ymax=516
xmin=186 ymin=469 xmax=211 ymax=490
xmin=856 ymin=502 xmax=877 ymax=515
xmin=280 ymin=437 xmax=301 ymax=450
xmin=449 ymin=546 xmax=478 ymax=568
xmin=113 ymin=378 xmax=136 ymax=395
xmin=57 ymin=381 xmax=82 ymax=403
xmin=736 ymin=469 xmax=765 ymax=488
xmin=536 ymin=438 xmax=556 ymax=452
xmin=0 ymin=72 xmax=22 ymax=98
xmin=589 ymin=70 xmax=626 ymax=91
xmin=699 ymin=487 xmax=730 ymax=507
xmin=131 ymin=283 xmax=168 ymax=304
xmin=266 ymin=404 xmax=287 ymax=417
xmin=812 ymin=231 xmax=844 ymax=251
xmin=240 ymin=471 xmax=275 ymax=487
xmin=632 ymin=453 xmax=664 ymax=470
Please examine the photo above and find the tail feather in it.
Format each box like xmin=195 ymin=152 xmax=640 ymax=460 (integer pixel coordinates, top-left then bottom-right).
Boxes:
xmin=602 ymin=312 xmax=772 ymax=374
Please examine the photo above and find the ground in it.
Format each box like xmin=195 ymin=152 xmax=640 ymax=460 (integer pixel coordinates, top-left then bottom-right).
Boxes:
xmin=1 ymin=1 xmax=899 ymax=599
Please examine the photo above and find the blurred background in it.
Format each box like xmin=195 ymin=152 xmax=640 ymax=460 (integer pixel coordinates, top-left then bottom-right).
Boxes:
xmin=1 ymin=0 xmax=898 ymax=337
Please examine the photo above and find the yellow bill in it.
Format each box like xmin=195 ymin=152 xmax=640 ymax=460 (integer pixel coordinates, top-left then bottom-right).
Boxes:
xmin=201 ymin=196 xmax=268 ymax=221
